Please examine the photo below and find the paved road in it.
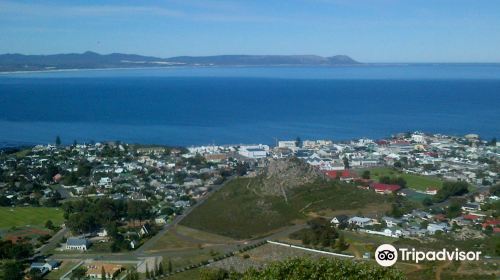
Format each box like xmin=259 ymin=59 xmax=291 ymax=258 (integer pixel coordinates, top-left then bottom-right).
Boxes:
xmin=36 ymin=226 xmax=68 ymax=257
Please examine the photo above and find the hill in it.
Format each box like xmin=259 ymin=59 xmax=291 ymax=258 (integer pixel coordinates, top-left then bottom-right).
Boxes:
xmin=0 ymin=52 xmax=360 ymax=72
xmin=180 ymin=158 xmax=389 ymax=239
xmin=165 ymin=54 xmax=359 ymax=66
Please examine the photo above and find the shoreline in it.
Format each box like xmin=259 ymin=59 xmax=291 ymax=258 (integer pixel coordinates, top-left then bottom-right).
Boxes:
xmin=3 ymin=63 xmax=500 ymax=75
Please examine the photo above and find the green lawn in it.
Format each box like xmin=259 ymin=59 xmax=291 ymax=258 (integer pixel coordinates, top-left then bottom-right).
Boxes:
xmin=181 ymin=177 xmax=389 ymax=239
xmin=0 ymin=207 xmax=64 ymax=229
xmin=368 ymin=167 xmax=443 ymax=191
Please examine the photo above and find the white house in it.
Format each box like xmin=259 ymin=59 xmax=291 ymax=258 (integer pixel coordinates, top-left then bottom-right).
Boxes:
xmin=97 ymin=229 xmax=108 ymax=237
xmin=65 ymin=237 xmax=90 ymax=251
xmin=239 ymin=145 xmax=268 ymax=159
xmin=98 ymin=177 xmax=112 ymax=188
xmin=330 ymin=215 xmax=348 ymax=226
xmin=382 ymin=217 xmax=402 ymax=228
xmin=278 ymin=141 xmax=297 ymax=149
xmin=411 ymin=133 xmax=426 ymax=143
xmin=348 ymin=217 xmax=373 ymax=228
xmin=427 ymin=223 xmax=449 ymax=234
xmin=155 ymin=215 xmax=168 ymax=224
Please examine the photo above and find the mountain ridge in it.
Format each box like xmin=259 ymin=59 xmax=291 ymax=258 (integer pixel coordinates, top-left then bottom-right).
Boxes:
xmin=0 ymin=51 xmax=360 ymax=72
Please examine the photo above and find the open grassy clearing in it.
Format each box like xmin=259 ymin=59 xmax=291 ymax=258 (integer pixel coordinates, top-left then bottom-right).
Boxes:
xmin=0 ymin=207 xmax=64 ymax=229
xmin=181 ymin=177 xmax=389 ymax=239
xmin=45 ymin=260 xmax=78 ymax=280
xmin=148 ymin=231 xmax=199 ymax=252
xmin=367 ymin=167 xmax=443 ymax=191
xmin=175 ymin=225 xmax=235 ymax=244
xmin=165 ymin=268 xmax=203 ymax=280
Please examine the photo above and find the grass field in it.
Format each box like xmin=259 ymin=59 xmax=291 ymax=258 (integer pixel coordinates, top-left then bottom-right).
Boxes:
xmin=181 ymin=177 xmax=390 ymax=239
xmin=0 ymin=207 xmax=64 ymax=229
xmin=45 ymin=261 xmax=78 ymax=280
xmin=152 ymin=230 xmax=201 ymax=251
xmin=367 ymin=167 xmax=443 ymax=191
xmin=175 ymin=225 xmax=235 ymax=244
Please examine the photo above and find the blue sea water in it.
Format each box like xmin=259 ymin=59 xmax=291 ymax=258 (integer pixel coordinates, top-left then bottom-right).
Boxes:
xmin=0 ymin=65 xmax=499 ymax=147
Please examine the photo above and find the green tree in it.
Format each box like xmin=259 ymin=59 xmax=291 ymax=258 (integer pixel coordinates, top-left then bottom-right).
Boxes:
xmin=434 ymin=181 xmax=469 ymax=203
xmin=342 ymin=156 xmax=350 ymax=170
xmin=70 ymin=267 xmax=87 ymax=280
xmin=241 ymin=258 xmax=405 ymax=279
xmin=422 ymin=197 xmax=433 ymax=207
xmin=420 ymin=220 xmax=429 ymax=229
xmin=101 ymin=266 xmax=107 ymax=280
xmin=361 ymin=170 xmax=370 ymax=179
xmin=145 ymin=264 xmax=150 ymax=279
xmin=489 ymin=137 xmax=497 ymax=146
xmin=3 ymin=261 xmax=24 ymax=280
xmin=55 ymin=135 xmax=61 ymax=146
xmin=295 ymin=137 xmax=302 ymax=148
xmin=28 ymin=269 xmax=44 ymax=280
xmin=126 ymin=268 xmax=139 ymax=280
xmin=168 ymin=259 xmax=173 ymax=273
xmin=157 ymin=260 xmax=164 ymax=276
xmin=45 ymin=219 xmax=54 ymax=230
xmin=335 ymin=233 xmax=348 ymax=251
xmin=446 ymin=201 xmax=463 ymax=218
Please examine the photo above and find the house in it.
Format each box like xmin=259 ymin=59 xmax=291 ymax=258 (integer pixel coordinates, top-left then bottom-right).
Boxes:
xmin=462 ymin=202 xmax=481 ymax=212
xmin=155 ymin=215 xmax=168 ymax=225
xmin=204 ymin=154 xmax=227 ymax=163
xmin=451 ymin=217 xmax=471 ymax=227
xmin=30 ymin=261 xmax=59 ymax=275
xmin=85 ymin=262 xmax=124 ymax=279
xmin=382 ymin=216 xmax=402 ymax=228
xmin=348 ymin=217 xmax=373 ymax=228
xmin=427 ymin=223 xmax=449 ymax=234
xmin=97 ymin=229 xmax=108 ymax=237
xmin=425 ymin=187 xmax=438 ymax=195
xmin=130 ymin=240 xmax=139 ymax=249
xmin=278 ymin=141 xmax=297 ymax=150
xmin=139 ymin=224 xmax=151 ymax=237
xmin=371 ymin=183 xmax=401 ymax=194
xmin=65 ymin=237 xmax=90 ymax=251
xmin=29 ymin=265 xmax=49 ymax=276
xmin=411 ymin=210 xmax=433 ymax=220
xmin=98 ymin=177 xmax=112 ymax=188
xmin=324 ymin=170 xmax=357 ymax=181
xmin=481 ymin=219 xmax=500 ymax=230
xmin=239 ymin=145 xmax=269 ymax=159
xmin=462 ymin=214 xmax=481 ymax=223
xmin=330 ymin=215 xmax=349 ymax=226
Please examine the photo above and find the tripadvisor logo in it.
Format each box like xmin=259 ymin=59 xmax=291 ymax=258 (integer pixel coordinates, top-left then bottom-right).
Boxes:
xmin=375 ymin=244 xmax=398 ymax=267
xmin=375 ymin=244 xmax=482 ymax=267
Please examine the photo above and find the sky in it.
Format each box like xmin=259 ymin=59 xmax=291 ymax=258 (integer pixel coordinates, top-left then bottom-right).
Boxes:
xmin=0 ymin=0 xmax=499 ymax=62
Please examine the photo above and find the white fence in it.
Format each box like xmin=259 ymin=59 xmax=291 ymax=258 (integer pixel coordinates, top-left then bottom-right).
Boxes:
xmin=266 ymin=240 xmax=354 ymax=258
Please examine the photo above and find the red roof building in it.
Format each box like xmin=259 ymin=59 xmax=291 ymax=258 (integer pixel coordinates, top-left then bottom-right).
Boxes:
xmin=462 ymin=214 xmax=480 ymax=221
xmin=481 ymin=219 xmax=500 ymax=230
xmin=371 ymin=183 xmax=401 ymax=194
xmin=325 ymin=170 xmax=357 ymax=180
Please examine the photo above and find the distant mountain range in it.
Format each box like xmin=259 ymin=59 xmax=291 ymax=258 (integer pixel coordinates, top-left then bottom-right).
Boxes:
xmin=0 ymin=51 xmax=360 ymax=72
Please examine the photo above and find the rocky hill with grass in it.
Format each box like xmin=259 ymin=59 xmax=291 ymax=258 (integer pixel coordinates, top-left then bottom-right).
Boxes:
xmin=181 ymin=158 xmax=388 ymax=239
xmin=257 ymin=158 xmax=323 ymax=200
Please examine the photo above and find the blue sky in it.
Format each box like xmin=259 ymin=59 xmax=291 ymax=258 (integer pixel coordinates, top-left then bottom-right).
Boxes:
xmin=1 ymin=0 xmax=499 ymax=62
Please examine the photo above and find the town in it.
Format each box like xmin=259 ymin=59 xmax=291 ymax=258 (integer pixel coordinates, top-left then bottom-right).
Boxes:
xmin=0 ymin=131 xmax=498 ymax=280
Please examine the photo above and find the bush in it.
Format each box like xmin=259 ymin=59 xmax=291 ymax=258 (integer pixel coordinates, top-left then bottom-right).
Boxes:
xmin=241 ymin=258 xmax=405 ymax=280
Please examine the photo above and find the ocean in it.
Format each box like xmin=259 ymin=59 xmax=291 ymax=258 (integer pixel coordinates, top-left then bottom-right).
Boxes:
xmin=0 ymin=65 xmax=499 ymax=147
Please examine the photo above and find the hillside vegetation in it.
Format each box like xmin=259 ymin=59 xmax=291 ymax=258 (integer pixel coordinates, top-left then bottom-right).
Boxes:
xmin=200 ymin=258 xmax=405 ymax=280
xmin=181 ymin=158 xmax=388 ymax=239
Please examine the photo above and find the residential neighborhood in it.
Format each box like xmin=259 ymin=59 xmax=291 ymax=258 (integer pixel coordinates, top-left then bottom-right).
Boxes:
xmin=0 ymin=131 xmax=498 ymax=279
